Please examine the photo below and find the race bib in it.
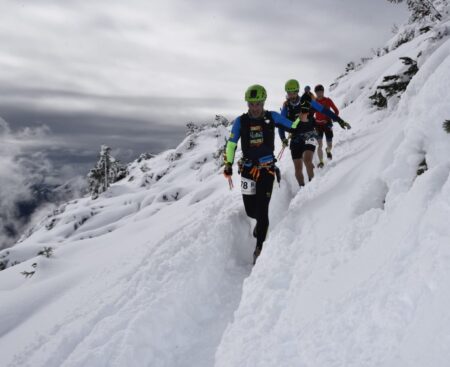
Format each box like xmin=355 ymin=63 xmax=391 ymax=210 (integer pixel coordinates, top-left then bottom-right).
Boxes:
xmin=305 ymin=138 xmax=317 ymax=147
xmin=241 ymin=177 xmax=256 ymax=195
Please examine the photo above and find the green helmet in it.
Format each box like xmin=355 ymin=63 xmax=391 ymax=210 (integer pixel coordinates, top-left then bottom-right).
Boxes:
xmin=285 ymin=79 xmax=300 ymax=93
xmin=245 ymin=84 xmax=267 ymax=103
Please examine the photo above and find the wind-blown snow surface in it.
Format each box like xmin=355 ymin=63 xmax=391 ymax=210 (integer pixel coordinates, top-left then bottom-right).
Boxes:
xmin=1 ymin=14 xmax=450 ymax=367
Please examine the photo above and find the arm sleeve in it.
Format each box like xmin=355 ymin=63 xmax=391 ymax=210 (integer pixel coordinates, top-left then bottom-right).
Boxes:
xmin=329 ymin=98 xmax=339 ymax=115
xmin=310 ymin=100 xmax=343 ymax=123
xmin=278 ymin=105 xmax=288 ymax=140
xmin=225 ymin=117 xmax=241 ymax=164
xmin=271 ymin=111 xmax=300 ymax=132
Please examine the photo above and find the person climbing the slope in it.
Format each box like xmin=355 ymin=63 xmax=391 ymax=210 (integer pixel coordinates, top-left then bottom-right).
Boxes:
xmin=301 ymin=85 xmax=316 ymax=120
xmin=279 ymin=79 xmax=317 ymax=187
xmin=314 ymin=84 xmax=340 ymax=168
xmin=302 ymin=85 xmax=314 ymax=103
xmin=279 ymin=79 xmax=351 ymax=187
xmin=223 ymin=84 xmax=300 ymax=265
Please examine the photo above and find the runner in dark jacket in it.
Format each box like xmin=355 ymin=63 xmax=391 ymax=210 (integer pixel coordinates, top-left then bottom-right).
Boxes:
xmin=279 ymin=79 xmax=351 ymax=186
xmin=224 ymin=84 xmax=300 ymax=264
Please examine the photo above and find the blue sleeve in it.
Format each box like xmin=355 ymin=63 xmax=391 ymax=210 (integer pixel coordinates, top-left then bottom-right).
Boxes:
xmin=278 ymin=106 xmax=288 ymax=140
xmin=229 ymin=117 xmax=241 ymax=143
xmin=272 ymin=111 xmax=292 ymax=141
xmin=271 ymin=111 xmax=295 ymax=130
xmin=278 ymin=127 xmax=286 ymax=141
xmin=310 ymin=100 xmax=342 ymax=123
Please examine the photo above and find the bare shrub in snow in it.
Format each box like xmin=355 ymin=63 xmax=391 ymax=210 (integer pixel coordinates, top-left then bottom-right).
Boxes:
xmin=137 ymin=153 xmax=155 ymax=163
xmin=21 ymin=262 xmax=37 ymax=278
xmin=0 ymin=251 xmax=9 ymax=270
xmin=417 ymin=158 xmax=428 ymax=175
xmin=37 ymin=247 xmax=54 ymax=258
xmin=369 ymin=91 xmax=388 ymax=109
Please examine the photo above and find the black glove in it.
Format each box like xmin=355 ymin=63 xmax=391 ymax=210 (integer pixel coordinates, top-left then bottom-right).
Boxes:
xmin=275 ymin=166 xmax=281 ymax=184
xmin=282 ymin=138 xmax=289 ymax=147
xmin=223 ymin=163 xmax=233 ymax=177
xmin=339 ymin=120 xmax=351 ymax=130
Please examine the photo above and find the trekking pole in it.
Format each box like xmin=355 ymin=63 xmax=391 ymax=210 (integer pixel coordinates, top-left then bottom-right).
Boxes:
xmin=277 ymin=146 xmax=286 ymax=161
xmin=277 ymin=134 xmax=291 ymax=161
xmin=227 ymin=176 xmax=234 ymax=190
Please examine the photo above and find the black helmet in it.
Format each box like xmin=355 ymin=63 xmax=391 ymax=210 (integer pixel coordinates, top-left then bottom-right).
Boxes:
xmin=314 ymin=84 xmax=325 ymax=92
xmin=300 ymin=100 xmax=310 ymax=114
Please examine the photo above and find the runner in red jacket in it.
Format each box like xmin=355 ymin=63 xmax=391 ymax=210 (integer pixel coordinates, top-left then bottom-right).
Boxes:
xmin=314 ymin=84 xmax=339 ymax=167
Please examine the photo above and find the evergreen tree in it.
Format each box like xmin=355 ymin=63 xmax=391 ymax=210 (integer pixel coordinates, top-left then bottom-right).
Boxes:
xmin=386 ymin=0 xmax=443 ymax=22
xmin=87 ymin=145 xmax=127 ymax=199
xmin=370 ymin=57 xmax=419 ymax=108
xmin=443 ymin=120 xmax=450 ymax=133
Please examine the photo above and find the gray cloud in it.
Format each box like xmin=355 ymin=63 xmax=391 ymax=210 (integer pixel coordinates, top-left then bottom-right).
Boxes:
xmin=0 ymin=102 xmax=187 ymax=166
xmin=0 ymin=0 xmax=408 ymax=103
xmin=0 ymin=0 xmax=408 ymax=173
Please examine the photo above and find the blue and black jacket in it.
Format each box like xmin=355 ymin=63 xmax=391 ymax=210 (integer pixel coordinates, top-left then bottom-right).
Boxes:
xmin=225 ymin=111 xmax=300 ymax=165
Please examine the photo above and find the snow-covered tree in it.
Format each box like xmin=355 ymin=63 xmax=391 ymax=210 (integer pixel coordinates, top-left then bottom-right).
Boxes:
xmin=87 ymin=145 xmax=127 ymax=199
xmin=386 ymin=0 xmax=444 ymax=22
xmin=443 ymin=120 xmax=450 ymax=133
xmin=370 ymin=56 xmax=419 ymax=108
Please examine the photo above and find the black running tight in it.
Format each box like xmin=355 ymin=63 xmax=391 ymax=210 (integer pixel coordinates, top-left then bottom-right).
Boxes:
xmin=241 ymin=168 xmax=274 ymax=247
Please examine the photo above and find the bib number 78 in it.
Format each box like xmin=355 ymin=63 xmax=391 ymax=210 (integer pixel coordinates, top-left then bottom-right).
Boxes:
xmin=241 ymin=177 xmax=256 ymax=195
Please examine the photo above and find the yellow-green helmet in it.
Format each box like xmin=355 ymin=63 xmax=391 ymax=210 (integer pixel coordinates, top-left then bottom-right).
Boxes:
xmin=285 ymin=79 xmax=300 ymax=93
xmin=245 ymin=84 xmax=267 ymax=103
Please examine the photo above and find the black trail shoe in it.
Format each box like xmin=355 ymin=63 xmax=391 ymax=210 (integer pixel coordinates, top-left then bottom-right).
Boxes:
xmin=253 ymin=245 xmax=262 ymax=265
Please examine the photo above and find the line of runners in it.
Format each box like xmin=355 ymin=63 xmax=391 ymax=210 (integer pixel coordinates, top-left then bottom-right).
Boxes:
xmin=223 ymin=81 xmax=351 ymax=264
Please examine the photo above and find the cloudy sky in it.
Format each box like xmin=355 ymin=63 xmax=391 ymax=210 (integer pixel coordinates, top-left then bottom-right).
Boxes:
xmin=0 ymin=0 xmax=408 ymax=174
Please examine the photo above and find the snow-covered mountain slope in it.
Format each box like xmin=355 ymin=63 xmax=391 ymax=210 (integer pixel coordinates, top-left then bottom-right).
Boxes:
xmin=1 ymin=7 xmax=450 ymax=367
xmin=215 ymin=10 xmax=450 ymax=367
xmin=0 ymin=117 xmax=259 ymax=367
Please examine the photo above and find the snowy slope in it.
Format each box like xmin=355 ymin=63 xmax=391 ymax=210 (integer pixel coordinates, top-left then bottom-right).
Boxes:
xmin=215 ymin=9 xmax=450 ymax=367
xmin=0 ymin=118 xmax=257 ymax=367
xmin=1 ymin=6 xmax=450 ymax=367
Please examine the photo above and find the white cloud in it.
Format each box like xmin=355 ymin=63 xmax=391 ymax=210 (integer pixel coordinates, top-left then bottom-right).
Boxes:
xmin=0 ymin=117 xmax=71 ymax=249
